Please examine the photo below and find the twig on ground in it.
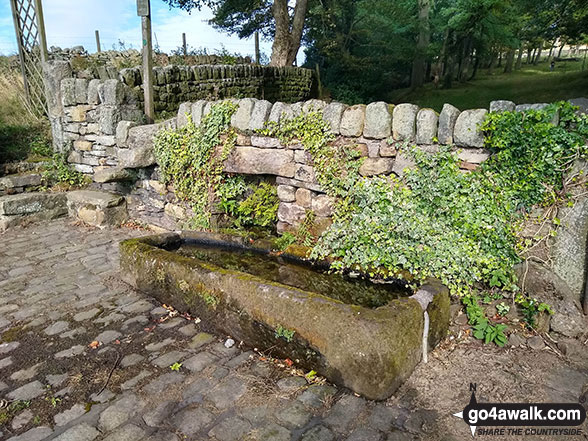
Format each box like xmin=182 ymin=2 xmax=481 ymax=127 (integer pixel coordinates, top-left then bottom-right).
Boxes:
xmin=97 ymin=351 xmax=121 ymax=396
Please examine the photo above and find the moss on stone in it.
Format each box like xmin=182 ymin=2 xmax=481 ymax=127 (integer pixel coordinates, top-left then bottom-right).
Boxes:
xmin=120 ymin=233 xmax=438 ymax=400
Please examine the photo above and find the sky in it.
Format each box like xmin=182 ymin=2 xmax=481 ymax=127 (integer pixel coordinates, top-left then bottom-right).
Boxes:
xmin=0 ymin=0 xmax=275 ymax=60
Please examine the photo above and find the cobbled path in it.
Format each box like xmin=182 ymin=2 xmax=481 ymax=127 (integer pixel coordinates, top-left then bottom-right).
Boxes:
xmin=0 ymin=220 xmax=441 ymax=441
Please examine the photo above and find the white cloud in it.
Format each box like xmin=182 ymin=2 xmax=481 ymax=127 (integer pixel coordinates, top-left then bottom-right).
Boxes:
xmin=0 ymin=1 xmax=304 ymax=63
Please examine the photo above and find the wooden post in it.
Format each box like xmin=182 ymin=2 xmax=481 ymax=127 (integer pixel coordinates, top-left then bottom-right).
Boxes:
xmin=254 ymin=31 xmax=260 ymax=64
xmin=137 ymin=0 xmax=154 ymax=123
xmin=95 ymin=30 xmax=101 ymax=53
xmin=182 ymin=32 xmax=187 ymax=57
xmin=32 ymin=0 xmax=49 ymax=63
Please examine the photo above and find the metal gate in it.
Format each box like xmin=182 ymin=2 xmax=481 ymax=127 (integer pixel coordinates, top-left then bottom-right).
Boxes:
xmin=9 ymin=0 xmax=49 ymax=118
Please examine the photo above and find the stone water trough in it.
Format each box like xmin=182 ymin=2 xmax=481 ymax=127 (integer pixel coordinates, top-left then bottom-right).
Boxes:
xmin=120 ymin=232 xmax=450 ymax=400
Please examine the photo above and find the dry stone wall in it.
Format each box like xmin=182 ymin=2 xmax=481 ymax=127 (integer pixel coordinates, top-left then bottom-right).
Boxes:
xmin=118 ymin=64 xmax=315 ymax=113
xmin=46 ymin=60 xmax=581 ymax=234
xmin=111 ymin=97 xmax=503 ymax=233
xmin=57 ymin=78 xmax=145 ymax=175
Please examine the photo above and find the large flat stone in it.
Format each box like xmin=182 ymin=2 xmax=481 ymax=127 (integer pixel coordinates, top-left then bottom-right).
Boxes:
xmin=67 ymin=190 xmax=124 ymax=209
xmin=223 ymin=147 xmax=294 ymax=176
xmin=67 ymin=190 xmax=128 ymax=227
xmin=0 ymin=192 xmax=67 ymax=216
xmin=0 ymin=173 xmax=42 ymax=190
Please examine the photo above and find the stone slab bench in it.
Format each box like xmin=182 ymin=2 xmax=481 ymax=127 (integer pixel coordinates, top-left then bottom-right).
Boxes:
xmin=66 ymin=190 xmax=128 ymax=228
xmin=0 ymin=172 xmax=43 ymax=196
xmin=0 ymin=192 xmax=67 ymax=231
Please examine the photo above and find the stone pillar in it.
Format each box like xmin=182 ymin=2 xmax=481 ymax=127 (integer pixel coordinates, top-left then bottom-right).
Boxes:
xmin=42 ymin=60 xmax=73 ymax=153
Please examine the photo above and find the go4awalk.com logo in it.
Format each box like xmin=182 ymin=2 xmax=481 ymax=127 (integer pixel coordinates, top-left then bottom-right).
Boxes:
xmin=453 ymin=384 xmax=586 ymax=437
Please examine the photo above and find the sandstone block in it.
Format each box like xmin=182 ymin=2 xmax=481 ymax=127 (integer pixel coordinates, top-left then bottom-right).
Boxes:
xmin=269 ymin=102 xmax=293 ymax=123
xmin=231 ymin=98 xmax=256 ymax=131
xmin=249 ymin=100 xmax=272 ymax=131
xmin=277 ymin=185 xmax=296 ymax=202
xmin=67 ymin=190 xmax=128 ymax=227
xmin=489 ymin=100 xmax=515 ymax=113
xmin=453 ymin=109 xmax=487 ymax=148
xmin=116 ymin=121 xmax=137 ymax=147
xmin=191 ymin=100 xmax=207 ymax=126
xmin=322 ymin=102 xmax=346 ymax=134
xmin=363 ymin=102 xmax=392 ymax=139
xmin=177 ymin=102 xmax=192 ymax=128
xmin=359 ymin=158 xmax=395 ymax=177
xmin=416 ymin=109 xmax=438 ymax=144
xmin=312 ymin=194 xmax=335 ymax=217
xmin=224 ymin=147 xmax=294 ymax=176
xmin=278 ymin=202 xmax=307 ymax=224
xmin=392 ymin=104 xmax=419 ymax=141
xmin=295 ymin=188 xmax=312 ymax=208
xmin=303 ymin=99 xmax=327 ymax=114
xmin=340 ymin=105 xmax=366 ymax=137
xmin=437 ymin=104 xmax=460 ymax=145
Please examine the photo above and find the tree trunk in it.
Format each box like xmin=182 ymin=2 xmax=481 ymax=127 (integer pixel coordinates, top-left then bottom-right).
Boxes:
xmin=547 ymin=40 xmax=557 ymax=62
xmin=269 ymin=0 xmax=309 ymax=67
xmin=516 ymin=45 xmax=523 ymax=69
xmin=534 ymin=41 xmax=543 ymax=64
xmin=526 ymin=47 xmax=533 ymax=64
xmin=410 ymin=0 xmax=431 ymax=89
xmin=504 ymin=49 xmax=515 ymax=73
xmin=458 ymin=37 xmax=473 ymax=82
xmin=488 ymin=51 xmax=498 ymax=74
xmin=558 ymin=42 xmax=565 ymax=58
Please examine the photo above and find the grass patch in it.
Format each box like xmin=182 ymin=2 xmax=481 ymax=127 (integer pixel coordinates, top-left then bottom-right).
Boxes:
xmin=389 ymin=60 xmax=588 ymax=112
xmin=0 ymin=56 xmax=51 ymax=164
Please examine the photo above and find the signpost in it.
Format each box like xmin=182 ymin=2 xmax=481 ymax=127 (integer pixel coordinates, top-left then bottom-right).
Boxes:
xmin=137 ymin=0 xmax=154 ymax=123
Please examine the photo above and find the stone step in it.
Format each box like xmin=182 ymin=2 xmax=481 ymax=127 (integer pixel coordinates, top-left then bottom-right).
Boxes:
xmin=0 ymin=161 xmax=48 ymax=177
xmin=67 ymin=190 xmax=128 ymax=227
xmin=0 ymin=172 xmax=43 ymax=194
xmin=0 ymin=192 xmax=67 ymax=231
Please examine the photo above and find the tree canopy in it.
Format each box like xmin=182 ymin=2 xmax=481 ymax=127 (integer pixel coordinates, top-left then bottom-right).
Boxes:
xmin=162 ymin=0 xmax=588 ymax=101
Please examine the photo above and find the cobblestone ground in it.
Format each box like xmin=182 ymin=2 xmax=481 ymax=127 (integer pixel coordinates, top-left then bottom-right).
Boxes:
xmin=1 ymin=220 xmax=587 ymax=441
xmin=0 ymin=220 xmax=443 ymax=441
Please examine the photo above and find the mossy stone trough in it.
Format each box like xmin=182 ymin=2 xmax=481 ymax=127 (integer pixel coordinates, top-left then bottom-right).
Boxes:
xmin=120 ymin=232 xmax=449 ymax=400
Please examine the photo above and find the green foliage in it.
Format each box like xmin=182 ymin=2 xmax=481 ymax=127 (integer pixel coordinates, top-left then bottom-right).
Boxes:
xmin=275 ymin=325 xmax=295 ymax=342
xmin=311 ymin=149 xmax=519 ymax=295
xmin=260 ymin=111 xmax=361 ymax=197
xmin=0 ymin=400 xmax=31 ymax=426
xmin=312 ymin=103 xmax=588 ymax=297
xmin=235 ymin=182 xmax=279 ymax=228
xmin=294 ymin=210 xmax=318 ymax=247
xmin=0 ymin=123 xmax=51 ymax=163
xmin=517 ymin=296 xmax=553 ymax=329
xmin=216 ymin=175 xmax=247 ymax=216
xmin=496 ymin=302 xmax=510 ymax=317
xmin=153 ymin=101 xmax=238 ymax=229
xmin=170 ymin=362 xmax=182 ymax=371
xmin=42 ymin=154 xmax=89 ymax=189
xmin=481 ymin=102 xmax=588 ymax=208
xmin=274 ymin=232 xmax=297 ymax=250
xmin=462 ymin=295 xmax=508 ymax=347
